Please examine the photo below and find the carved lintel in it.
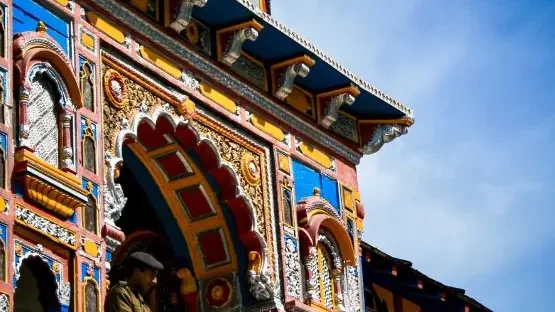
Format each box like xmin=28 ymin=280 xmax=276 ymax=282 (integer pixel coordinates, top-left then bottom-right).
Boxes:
xmin=169 ymin=0 xmax=207 ymax=33
xmin=360 ymin=124 xmax=408 ymax=154
xmin=222 ymin=27 xmax=259 ymax=66
xmin=275 ymin=63 xmax=310 ymax=100
xmin=321 ymin=93 xmax=355 ymax=129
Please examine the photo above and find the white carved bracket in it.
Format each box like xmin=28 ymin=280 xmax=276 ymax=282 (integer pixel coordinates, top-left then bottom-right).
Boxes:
xmin=275 ymin=63 xmax=310 ymax=100
xmin=360 ymin=124 xmax=408 ymax=154
xmin=321 ymin=93 xmax=355 ymax=128
xmin=222 ymin=27 xmax=258 ymax=66
xmin=169 ymin=0 xmax=207 ymax=33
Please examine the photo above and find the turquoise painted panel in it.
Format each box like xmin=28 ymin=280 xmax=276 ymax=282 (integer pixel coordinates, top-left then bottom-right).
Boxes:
xmin=0 ymin=222 xmax=6 ymax=243
xmin=292 ymin=159 xmax=320 ymax=200
xmin=80 ymin=116 xmax=97 ymax=139
xmin=13 ymin=0 xmax=71 ymax=54
xmin=0 ymin=132 xmax=7 ymax=153
xmin=81 ymin=178 xmax=99 ymax=198
xmin=321 ymin=174 xmax=340 ymax=213
xmin=81 ymin=262 xmax=101 ymax=284
xmin=292 ymin=159 xmax=340 ymax=213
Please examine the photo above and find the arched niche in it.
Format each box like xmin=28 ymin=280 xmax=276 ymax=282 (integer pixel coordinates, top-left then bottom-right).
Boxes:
xmin=14 ymin=255 xmax=61 ymax=312
xmin=11 ymin=25 xmax=88 ymax=221
xmin=296 ymin=194 xmax=358 ymax=311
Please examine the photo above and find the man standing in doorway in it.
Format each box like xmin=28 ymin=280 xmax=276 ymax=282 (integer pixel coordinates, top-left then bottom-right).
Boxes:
xmin=105 ymin=251 xmax=164 ymax=312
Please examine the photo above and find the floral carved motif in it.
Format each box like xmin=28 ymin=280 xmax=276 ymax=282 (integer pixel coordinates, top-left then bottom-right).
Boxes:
xmin=102 ymin=62 xmax=276 ymax=284
xmin=15 ymin=206 xmax=77 ymax=247
xmin=191 ymin=119 xmax=275 ymax=281
xmin=102 ymin=65 xmax=170 ymax=157
xmin=0 ymin=294 xmax=7 ymax=312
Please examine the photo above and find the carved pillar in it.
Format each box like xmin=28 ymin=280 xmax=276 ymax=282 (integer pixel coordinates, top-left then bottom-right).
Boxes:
xmin=61 ymin=109 xmax=75 ymax=171
xmin=18 ymin=85 xmax=31 ymax=148
xmin=303 ymin=246 xmax=318 ymax=304
xmin=332 ymin=268 xmax=346 ymax=312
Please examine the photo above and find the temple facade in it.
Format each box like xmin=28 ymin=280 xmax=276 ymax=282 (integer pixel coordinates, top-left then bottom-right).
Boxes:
xmin=0 ymin=0 xmax=415 ymax=311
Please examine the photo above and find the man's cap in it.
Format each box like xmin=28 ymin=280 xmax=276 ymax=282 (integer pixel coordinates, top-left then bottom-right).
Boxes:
xmin=129 ymin=252 xmax=164 ymax=271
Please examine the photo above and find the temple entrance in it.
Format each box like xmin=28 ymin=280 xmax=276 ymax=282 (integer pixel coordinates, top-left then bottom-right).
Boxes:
xmin=106 ymin=109 xmax=270 ymax=310
xmin=110 ymin=163 xmax=190 ymax=311
xmin=14 ymin=256 xmax=60 ymax=312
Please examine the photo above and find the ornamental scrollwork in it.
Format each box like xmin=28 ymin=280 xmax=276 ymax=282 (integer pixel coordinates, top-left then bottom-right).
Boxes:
xmin=284 ymin=237 xmax=302 ymax=299
xmin=15 ymin=206 xmax=76 ymax=246
xmin=58 ymin=282 xmax=72 ymax=307
xmin=0 ymin=294 xmax=8 ymax=312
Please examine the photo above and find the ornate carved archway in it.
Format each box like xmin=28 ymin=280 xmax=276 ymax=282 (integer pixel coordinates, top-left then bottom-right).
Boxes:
xmin=104 ymin=108 xmax=272 ymax=302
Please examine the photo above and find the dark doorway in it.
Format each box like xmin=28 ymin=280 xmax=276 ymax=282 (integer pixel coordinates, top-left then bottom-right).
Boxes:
xmin=14 ymin=255 xmax=61 ymax=312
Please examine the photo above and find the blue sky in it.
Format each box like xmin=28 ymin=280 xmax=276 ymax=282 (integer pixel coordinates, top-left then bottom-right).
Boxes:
xmin=274 ymin=1 xmax=555 ymax=311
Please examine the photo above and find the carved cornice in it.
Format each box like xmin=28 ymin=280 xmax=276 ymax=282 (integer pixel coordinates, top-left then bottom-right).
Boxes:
xmin=271 ymin=55 xmax=315 ymax=101
xmin=318 ymin=86 xmax=360 ymax=129
xmin=217 ymin=20 xmax=264 ymax=67
xmin=14 ymin=149 xmax=88 ymax=218
xmin=169 ymin=0 xmax=208 ymax=33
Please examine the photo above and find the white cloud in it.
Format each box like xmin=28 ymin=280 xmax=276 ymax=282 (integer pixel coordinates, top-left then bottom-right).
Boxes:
xmin=272 ymin=1 xmax=555 ymax=310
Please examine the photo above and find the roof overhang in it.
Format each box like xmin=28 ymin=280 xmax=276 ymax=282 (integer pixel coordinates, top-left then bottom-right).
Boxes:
xmin=193 ymin=0 xmax=413 ymax=120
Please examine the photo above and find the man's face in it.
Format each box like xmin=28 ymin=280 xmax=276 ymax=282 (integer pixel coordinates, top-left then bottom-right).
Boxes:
xmin=134 ymin=268 xmax=158 ymax=293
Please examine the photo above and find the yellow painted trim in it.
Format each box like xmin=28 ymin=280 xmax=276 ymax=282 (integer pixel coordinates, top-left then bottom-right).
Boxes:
xmin=85 ymin=12 xmax=126 ymax=44
xmin=54 ymin=0 xmax=69 ymax=6
xmin=128 ymin=143 xmax=237 ymax=279
xmin=83 ymin=239 xmax=100 ymax=258
xmin=307 ymin=208 xmax=333 ymax=220
xmin=359 ymin=117 xmax=415 ymax=126
xmin=0 ymin=198 xmax=5 ymax=213
xmin=15 ymin=149 xmax=81 ymax=185
xmin=317 ymin=85 xmax=361 ymax=100
xmin=138 ymin=45 xmax=182 ymax=79
xmin=341 ymin=185 xmax=354 ymax=212
xmin=353 ymin=190 xmax=361 ymax=201
xmin=277 ymin=153 xmax=290 ymax=174
xmin=130 ymin=0 xmax=160 ymax=19
xmin=297 ymin=142 xmax=333 ymax=169
xmin=287 ymin=85 xmax=316 ymax=118
xmin=272 ymin=55 xmax=315 ymax=70
xmin=199 ymin=83 xmax=237 ymax=114
xmin=80 ymin=32 xmax=95 ymax=50
xmin=249 ymin=114 xmax=286 ymax=142
xmin=217 ymin=19 xmax=264 ymax=35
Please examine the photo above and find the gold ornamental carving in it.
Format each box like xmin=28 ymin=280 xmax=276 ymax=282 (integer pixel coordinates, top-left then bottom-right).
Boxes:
xmin=101 ymin=62 xmax=275 ymax=282
xmin=104 ymin=68 xmax=129 ymax=109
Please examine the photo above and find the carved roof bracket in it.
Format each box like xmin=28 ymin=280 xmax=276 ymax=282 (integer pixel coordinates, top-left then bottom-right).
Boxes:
xmin=217 ymin=20 xmax=264 ymax=66
xmin=169 ymin=0 xmax=208 ymax=33
xmin=272 ymin=55 xmax=315 ymax=101
xmin=361 ymin=124 xmax=408 ymax=154
xmin=318 ymin=85 xmax=360 ymax=129
xmin=358 ymin=118 xmax=413 ymax=154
